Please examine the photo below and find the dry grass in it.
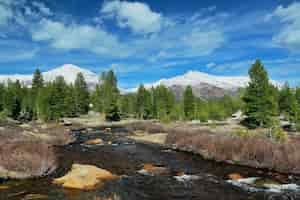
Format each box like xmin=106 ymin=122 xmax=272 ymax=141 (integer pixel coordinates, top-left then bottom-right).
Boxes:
xmin=0 ymin=140 xmax=57 ymax=179
xmin=165 ymin=127 xmax=300 ymax=174
xmin=0 ymin=122 xmax=74 ymax=179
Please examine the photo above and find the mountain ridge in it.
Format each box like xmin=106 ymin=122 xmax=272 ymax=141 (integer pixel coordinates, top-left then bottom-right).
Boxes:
xmin=0 ymin=64 xmax=281 ymax=99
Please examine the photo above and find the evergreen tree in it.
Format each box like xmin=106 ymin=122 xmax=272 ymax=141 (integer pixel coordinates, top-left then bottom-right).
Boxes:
xmin=32 ymin=69 xmax=44 ymax=93
xmin=32 ymin=69 xmax=44 ymax=119
xmin=105 ymin=101 xmax=121 ymax=121
xmin=183 ymin=86 xmax=195 ymax=120
xmin=242 ymin=60 xmax=278 ymax=128
xmin=64 ymin=84 xmax=77 ymax=117
xmin=279 ymin=83 xmax=299 ymax=122
xmin=136 ymin=85 xmax=152 ymax=119
xmin=4 ymin=81 xmax=22 ymax=120
xmin=74 ymin=72 xmax=89 ymax=115
xmin=296 ymin=87 xmax=300 ymax=105
xmin=0 ymin=84 xmax=5 ymax=112
xmin=195 ymin=98 xmax=209 ymax=122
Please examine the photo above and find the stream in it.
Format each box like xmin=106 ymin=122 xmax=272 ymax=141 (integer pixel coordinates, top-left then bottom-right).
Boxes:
xmin=1 ymin=127 xmax=300 ymax=200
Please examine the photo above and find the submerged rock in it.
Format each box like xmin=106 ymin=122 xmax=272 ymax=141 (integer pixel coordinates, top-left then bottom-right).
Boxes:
xmin=84 ymin=138 xmax=104 ymax=145
xmin=228 ymin=173 xmax=244 ymax=180
xmin=53 ymin=164 xmax=118 ymax=190
xmin=138 ymin=164 xmax=169 ymax=176
xmin=174 ymin=173 xmax=200 ymax=182
xmin=0 ymin=185 xmax=9 ymax=190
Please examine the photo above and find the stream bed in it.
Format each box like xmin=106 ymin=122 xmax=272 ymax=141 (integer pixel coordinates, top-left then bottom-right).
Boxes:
xmin=1 ymin=127 xmax=300 ymax=200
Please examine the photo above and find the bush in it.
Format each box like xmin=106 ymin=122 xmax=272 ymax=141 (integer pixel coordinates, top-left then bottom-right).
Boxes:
xmin=231 ymin=127 xmax=252 ymax=138
xmin=270 ymin=127 xmax=288 ymax=143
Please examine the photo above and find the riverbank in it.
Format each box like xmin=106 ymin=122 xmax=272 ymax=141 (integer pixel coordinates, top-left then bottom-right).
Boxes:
xmin=0 ymin=120 xmax=74 ymax=179
xmin=123 ymin=121 xmax=300 ymax=175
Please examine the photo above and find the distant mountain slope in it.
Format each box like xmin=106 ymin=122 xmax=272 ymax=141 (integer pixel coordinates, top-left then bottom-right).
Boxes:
xmin=0 ymin=66 xmax=281 ymax=99
xmin=140 ymin=71 xmax=281 ymax=99
xmin=0 ymin=64 xmax=99 ymax=89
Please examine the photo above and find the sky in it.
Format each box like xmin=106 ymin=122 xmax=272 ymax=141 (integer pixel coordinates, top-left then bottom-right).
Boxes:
xmin=0 ymin=0 xmax=300 ymax=88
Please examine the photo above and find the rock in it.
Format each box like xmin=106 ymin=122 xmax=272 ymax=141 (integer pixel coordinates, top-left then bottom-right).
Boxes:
xmin=138 ymin=164 xmax=169 ymax=176
xmin=105 ymin=128 xmax=111 ymax=132
xmin=53 ymin=164 xmax=118 ymax=190
xmin=22 ymin=194 xmax=48 ymax=200
xmin=228 ymin=173 xmax=244 ymax=180
xmin=0 ymin=185 xmax=9 ymax=190
xmin=0 ymin=141 xmax=57 ymax=179
xmin=174 ymin=173 xmax=200 ymax=182
xmin=84 ymin=138 xmax=104 ymax=145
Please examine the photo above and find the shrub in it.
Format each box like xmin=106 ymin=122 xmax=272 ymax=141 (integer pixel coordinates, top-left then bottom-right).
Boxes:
xmin=231 ymin=127 xmax=252 ymax=138
xmin=270 ymin=127 xmax=288 ymax=143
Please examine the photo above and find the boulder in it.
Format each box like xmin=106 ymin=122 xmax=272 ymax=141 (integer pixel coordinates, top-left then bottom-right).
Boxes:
xmin=0 ymin=141 xmax=57 ymax=179
xmin=0 ymin=185 xmax=9 ymax=190
xmin=84 ymin=138 xmax=104 ymax=145
xmin=138 ymin=164 xmax=169 ymax=176
xmin=228 ymin=173 xmax=244 ymax=180
xmin=53 ymin=164 xmax=118 ymax=190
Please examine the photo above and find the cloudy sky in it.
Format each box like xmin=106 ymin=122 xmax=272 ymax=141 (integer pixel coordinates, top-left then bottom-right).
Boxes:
xmin=0 ymin=0 xmax=300 ymax=88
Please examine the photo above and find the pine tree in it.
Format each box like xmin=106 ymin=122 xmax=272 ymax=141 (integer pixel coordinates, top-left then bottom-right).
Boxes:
xmin=195 ymin=98 xmax=209 ymax=122
xmin=136 ymin=85 xmax=152 ymax=119
xmin=32 ymin=69 xmax=44 ymax=119
xmin=183 ymin=86 xmax=195 ymax=120
xmin=279 ymin=83 xmax=299 ymax=122
xmin=105 ymin=101 xmax=121 ymax=121
xmin=296 ymin=87 xmax=300 ymax=105
xmin=242 ymin=60 xmax=278 ymax=128
xmin=0 ymin=83 xmax=5 ymax=112
xmin=74 ymin=72 xmax=89 ymax=115
xmin=32 ymin=69 xmax=44 ymax=92
xmin=4 ymin=81 xmax=22 ymax=120
xmin=64 ymin=84 xmax=77 ymax=117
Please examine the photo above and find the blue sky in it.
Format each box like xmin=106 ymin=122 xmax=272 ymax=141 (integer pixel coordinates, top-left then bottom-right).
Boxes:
xmin=0 ymin=0 xmax=300 ymax=88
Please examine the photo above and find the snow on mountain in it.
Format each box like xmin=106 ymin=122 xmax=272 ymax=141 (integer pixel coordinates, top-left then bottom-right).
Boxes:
xmin=0 ymin=64 xmax=99 ymax=88
xmin=144 ymin=71 xmax=250 ymax=90
xmin=142 ymin=70 xmax=281 ymax=90
xmin=126 ymin=70 xmax=281 ymax=99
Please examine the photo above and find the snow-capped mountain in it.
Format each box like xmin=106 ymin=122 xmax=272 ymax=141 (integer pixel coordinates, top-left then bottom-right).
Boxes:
xmin=144 ymin=71 xmax=250 ymax=90
xmin=0 ymin=64 xmax=99 ymax=88
xmin=0 ymin=66 xmax=281 ymax=99
xmin=134 ymin=71 xmax=281 ymax=99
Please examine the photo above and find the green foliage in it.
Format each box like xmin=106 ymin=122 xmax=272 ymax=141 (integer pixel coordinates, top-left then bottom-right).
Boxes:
xmin=105 ymin=101 xmax=121 ymax=121
xmin=136 ymin=85 xmax=152 ymax=119
xmin=64 ymin=84 xmax=77 ymax=117
xmin=232 ymin=127 xmax=252 ymax=138
xmin=74 ymin=72 xmax=89 ymax=115
xmin=270 ymin=126 xmax=288 ymax=143
xmin=183 ymin=86 xmax=194 ymax=120
xmin=242 ymin=60 xmax=278 ymax=128
xmin=279 ymin=83 xmax=299 ymax=122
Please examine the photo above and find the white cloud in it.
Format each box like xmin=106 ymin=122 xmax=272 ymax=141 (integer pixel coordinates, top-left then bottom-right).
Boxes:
xmin=31 ymin=19 xmax=131 ymax=58
xmin=0 ymin=1 xmax=13 ymax=25
xmin=32 ymin=1 xmax=52 ymax=16
xmin=101 ymin=0 xmax=163 ymax=34
xmin=269 ymin=3 xmax=300 ymax=51
xmin=206 ymin=62 xmax=217 ymax=68
xmin=0 ymin=49 xmax=38 ymax=62
xmin=182 ymin=29 xmax=225 ymax=55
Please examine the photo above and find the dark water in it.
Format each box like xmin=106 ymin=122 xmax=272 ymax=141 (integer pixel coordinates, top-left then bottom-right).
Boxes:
xmin=1 ymin=127 xmax=300 ymax=200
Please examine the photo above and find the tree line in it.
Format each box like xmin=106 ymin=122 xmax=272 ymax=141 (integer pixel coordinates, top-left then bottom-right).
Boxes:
xmin=0 ymin=61 xmax=299 ymax=131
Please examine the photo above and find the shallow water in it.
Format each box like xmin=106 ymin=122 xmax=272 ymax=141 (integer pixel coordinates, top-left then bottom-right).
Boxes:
xmin=1 ymin=127 xmax=300 ymax=200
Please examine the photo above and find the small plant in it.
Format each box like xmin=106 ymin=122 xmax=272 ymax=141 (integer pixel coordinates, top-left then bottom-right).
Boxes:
xmin=270 ymin=126 xmax=288 ymax=143
xmin=232 ymin=127 xmax=252 ymax=138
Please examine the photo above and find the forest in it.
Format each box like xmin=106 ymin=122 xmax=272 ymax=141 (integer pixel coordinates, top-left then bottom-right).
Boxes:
xmin=0 ymin=60 xmax=300 ymax=131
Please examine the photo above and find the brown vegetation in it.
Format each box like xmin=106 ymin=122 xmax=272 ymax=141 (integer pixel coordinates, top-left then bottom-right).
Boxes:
xmin=0 ymin=140 xmax=57 ymax=179
xmin=0 ymin=122 xmax=74 ymax=179
xmin=165 ymin=127 xmax=300 ymax=174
